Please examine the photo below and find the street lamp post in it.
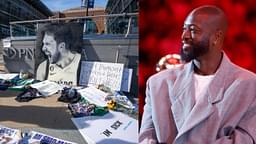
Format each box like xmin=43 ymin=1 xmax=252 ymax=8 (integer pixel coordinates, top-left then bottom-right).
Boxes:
xmin=86 ymin=0 xmax=89 ymax=16
xmin=81 ymin=0 xmax=95 ymax=33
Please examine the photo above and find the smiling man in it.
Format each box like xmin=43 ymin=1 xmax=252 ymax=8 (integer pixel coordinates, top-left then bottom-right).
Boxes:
xmin=139 ymin=5 xmax=256 ymax=143
xmin=36 ymin=23 xmax=82 ymax=86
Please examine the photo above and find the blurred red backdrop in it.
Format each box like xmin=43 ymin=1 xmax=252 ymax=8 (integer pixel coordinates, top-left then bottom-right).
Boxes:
xmin=139 ymin=0 xmax=256 ymax=127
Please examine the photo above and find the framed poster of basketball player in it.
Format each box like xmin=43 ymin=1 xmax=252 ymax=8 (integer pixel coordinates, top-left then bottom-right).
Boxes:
xmin=35 ymin=22 xmax=83 ymax=86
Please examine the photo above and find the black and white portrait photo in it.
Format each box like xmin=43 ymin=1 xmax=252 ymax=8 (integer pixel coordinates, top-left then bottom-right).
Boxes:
xmin=36 ymin=23 xmax=83 ymax=85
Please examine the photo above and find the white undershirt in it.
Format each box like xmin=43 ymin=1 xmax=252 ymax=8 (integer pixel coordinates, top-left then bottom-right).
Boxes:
xmin=193 ymin=73 xmax=215 ymax=102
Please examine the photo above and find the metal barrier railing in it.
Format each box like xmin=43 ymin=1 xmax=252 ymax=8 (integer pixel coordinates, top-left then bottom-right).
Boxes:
xmin=9 ymin=13 xmax=138 ymax=38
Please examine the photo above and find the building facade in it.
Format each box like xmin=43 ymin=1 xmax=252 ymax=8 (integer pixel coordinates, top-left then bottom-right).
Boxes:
xmin=105 ymin=0 xmax=138 ymax=34
xmin=106 ymin=0 xmax=138 ymax=14
xmin=52 ymin=7 xmax=106 ymax=34
xmin=0 ymin=0 xmax=53 ymax=38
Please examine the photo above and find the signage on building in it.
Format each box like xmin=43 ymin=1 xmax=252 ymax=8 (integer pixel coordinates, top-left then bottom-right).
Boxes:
xmin=82 ymin=0 xmax=94 ymax=8
xmin=2 ymin=38 xmax=36 ymax=74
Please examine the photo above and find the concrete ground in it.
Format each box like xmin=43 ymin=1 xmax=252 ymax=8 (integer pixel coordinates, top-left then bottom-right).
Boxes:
xmin=0 ymin=90 xmax=87 ymax=144
xmin=0 ymin=65 xmax=87 ymax=144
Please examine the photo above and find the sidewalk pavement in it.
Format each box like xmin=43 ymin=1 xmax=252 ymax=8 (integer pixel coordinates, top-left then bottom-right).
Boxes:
xmin=0 ymin=82 xmax=87 ymax=143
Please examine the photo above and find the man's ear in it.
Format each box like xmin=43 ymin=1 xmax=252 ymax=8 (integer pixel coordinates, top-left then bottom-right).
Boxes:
xmin=58 ymin=42 xmax=66 ymax=50
xmin=214 ymin=30 xmax=223 ymax=45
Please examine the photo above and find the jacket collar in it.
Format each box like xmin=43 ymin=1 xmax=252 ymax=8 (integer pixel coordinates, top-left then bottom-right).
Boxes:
xmin=208 ymin=53 xmax=232 ymax=104
xmin=172 ymin=52 xmax=231 ymax=104
xmin=171 ymin=52 xmax=233 ymax=141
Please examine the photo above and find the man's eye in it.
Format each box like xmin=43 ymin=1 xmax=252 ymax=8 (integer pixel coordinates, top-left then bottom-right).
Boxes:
xmin=190 ymin=29 xmax=196 ymax=32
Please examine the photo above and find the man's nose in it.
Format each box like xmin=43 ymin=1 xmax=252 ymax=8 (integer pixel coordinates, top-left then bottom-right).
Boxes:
xmin=181 ymin=28 xmax=191 ymax=42
xmin=42 ymin=45 xmax=47 ymax=52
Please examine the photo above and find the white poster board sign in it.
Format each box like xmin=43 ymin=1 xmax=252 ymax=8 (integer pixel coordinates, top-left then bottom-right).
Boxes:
xmin=79 ymin=61 xmax=124 ymax=91
xmin=0 ymin=125 xmax=21 ymax=144
xmin=78 ymin=86 xmax=109 ymax=107
xmin=27 ymin=131 xmax=77 ymax=144
xmin=2 ymin=39 xmax=11 ymax=48
xmin=72 ymin=110 xmax=138 ymax=144
xmin=0 ymin=73 xmax=19 ymax=80
xmin=30 ymin=80 xmax=62 ymax=96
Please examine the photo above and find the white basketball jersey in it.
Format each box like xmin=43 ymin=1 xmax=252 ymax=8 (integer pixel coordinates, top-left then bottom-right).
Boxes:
xmin=47 ymin=53 xmax=81 ymax=86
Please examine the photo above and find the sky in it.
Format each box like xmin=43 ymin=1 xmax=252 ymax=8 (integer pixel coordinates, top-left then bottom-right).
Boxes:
xmin=41 ymin=0 xmax=107 ymax=12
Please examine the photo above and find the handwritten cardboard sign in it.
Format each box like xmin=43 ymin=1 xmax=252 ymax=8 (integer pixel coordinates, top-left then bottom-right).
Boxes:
xmin=79 ymin=61 xmax=124 ymax=91
xmin=71 ymin=110 xmax=138 ymax=144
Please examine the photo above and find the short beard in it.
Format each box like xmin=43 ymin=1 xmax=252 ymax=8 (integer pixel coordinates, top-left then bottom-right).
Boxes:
xmin=180 ymin=39 xmax=209 ymax=62
xmin=49 ymin=52 xmax=60 ymax=64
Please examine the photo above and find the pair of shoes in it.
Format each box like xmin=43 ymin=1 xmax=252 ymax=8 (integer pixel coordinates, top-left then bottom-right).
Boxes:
xmin=58 ymin=87 xmax=81 ymax=103
xmin=15 ymin=88 xmax=39 ymax=102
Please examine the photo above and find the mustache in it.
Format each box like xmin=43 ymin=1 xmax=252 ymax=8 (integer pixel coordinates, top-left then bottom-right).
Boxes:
xmin=43 ymin=50 xmax=52 ymax=57
xmin=182 ymin=39 xmax=193 ymax=45
xmin=180 ymin=47 xmax=194 ymax=62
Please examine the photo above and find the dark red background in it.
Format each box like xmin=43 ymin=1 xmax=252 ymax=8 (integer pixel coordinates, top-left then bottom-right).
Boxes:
xmin=139 ymin=0 xmax=256 ymax=127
